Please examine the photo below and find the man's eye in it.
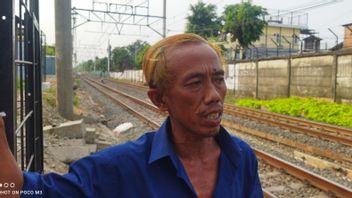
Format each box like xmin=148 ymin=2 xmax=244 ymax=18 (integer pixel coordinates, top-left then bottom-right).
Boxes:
xmin=186 ymin=80 xmax=202 ymax=88
xmin=189 ymin=81 xmax=201 ymax=86
xmin=214 ymin=77 xmax=224 ymax=84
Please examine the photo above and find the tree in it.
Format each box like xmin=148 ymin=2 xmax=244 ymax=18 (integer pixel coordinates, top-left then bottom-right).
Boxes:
xmin=186 ymin=1 xmax=221 ymax=38
xmin=75 ymin=59 xmax=94 ymax=72
xmin=95 ymin=57 xmax=108 ymax=72
xmin=126 ymin=40 xmax=150 ymax=68
xmin=111 ymin=47 xmax=134 ymax=72
xmin=46 ymin=45 xmax=55 ymax=56
xmin=135 ymin=44 xmax=150 ymax=69
xmin=223 ymin=1 xmax=267 ymax=59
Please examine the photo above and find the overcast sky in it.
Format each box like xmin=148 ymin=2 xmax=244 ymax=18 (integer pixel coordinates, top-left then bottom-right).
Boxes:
xmin=39 ymin=0 xmax=352 ymax=63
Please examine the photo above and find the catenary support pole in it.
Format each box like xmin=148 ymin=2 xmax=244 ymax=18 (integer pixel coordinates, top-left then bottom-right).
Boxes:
xmin=55 ymin=0 xmax=74 ymax=120
xmin=163 ymin=0 xmax=166 ymax=38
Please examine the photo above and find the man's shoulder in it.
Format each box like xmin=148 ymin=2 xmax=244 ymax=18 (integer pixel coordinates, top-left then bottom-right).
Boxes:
xmin=229 ymin=134 xmax=253 ymax=152
xmin=221 ymin=128 xmax=256 ymax=159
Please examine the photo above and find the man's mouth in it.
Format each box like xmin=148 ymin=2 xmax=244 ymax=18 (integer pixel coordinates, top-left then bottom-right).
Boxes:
xmin=206 ymin=112 xmax=221 ymax=120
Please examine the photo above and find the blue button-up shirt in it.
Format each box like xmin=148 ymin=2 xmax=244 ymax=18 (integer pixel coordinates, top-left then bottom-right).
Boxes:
xmin=22 ymin=118 xmax=263 ymax=197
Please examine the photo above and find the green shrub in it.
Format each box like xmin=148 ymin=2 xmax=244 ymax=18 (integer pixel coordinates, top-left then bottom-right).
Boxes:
xmin=235 ymin=97 xmax=352 ymax=128
xmin=73 ymin=95 xmax=79 ymax=107
xmin=43 ymin=87 xmax=56 ymax=107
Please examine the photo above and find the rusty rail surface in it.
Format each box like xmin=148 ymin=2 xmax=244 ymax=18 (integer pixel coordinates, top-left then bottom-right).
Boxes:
xmin=83 ymin=78 xmax=160 ymax=129
xmin=222 ymin=120 xmax=352 ymax=164
xmin=224 ymin=105 xmax=352 ymax=147
xmin=225 ymin=104 xmax=352 ymax=137
xmin=84 ymin=76 xmax=352 ymax=197
xmin=255 ymin=150 xmax=352 ymax=198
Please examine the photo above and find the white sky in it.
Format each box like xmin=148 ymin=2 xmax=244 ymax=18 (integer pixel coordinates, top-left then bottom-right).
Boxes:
xmin=39 ymin=0 xmax=352 ymax=63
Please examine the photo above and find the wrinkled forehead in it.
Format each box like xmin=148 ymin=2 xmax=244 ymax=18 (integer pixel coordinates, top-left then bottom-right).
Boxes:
xmin=164 ymin=42 xmax=223 ymax=78
xmin=165 ymin=42 xmax=220 ymax=64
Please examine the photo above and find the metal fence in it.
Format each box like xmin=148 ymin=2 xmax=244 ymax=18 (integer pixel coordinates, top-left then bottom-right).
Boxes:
xmin=0 ymin=0 xmax=43 ymax=172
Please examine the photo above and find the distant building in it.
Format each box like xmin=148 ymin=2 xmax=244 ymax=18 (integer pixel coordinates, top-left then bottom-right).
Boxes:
xmin=252 ymin=22 xmax=303 ymax=57
xmin=223 ymin=10 xmax=311 ymax=60
xmin=303 ymin=35 xmax=322 ymax=52
xmin=342 ymin=23 xmax=352 ymax=48
xmin=45 ymin=56 xmax=56 ymax=75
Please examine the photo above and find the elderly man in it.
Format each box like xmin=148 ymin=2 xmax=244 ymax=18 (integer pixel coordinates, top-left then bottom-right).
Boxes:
xmin=0 ymin=33 xmax=263 ymax=197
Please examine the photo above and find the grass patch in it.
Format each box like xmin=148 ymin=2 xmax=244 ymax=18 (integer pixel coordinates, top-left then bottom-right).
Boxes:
xmin=43 ymin=87 xmax=57 ymax=107
xmin=234 ymin=96 xmax=352 ymax=128
xmin=225 ymin=90 xmax=237 ymax=104
xmin=74 ymin=78 xmax=80 ymax=87
xmin=73 ymin=94 xmax=79 ymax=107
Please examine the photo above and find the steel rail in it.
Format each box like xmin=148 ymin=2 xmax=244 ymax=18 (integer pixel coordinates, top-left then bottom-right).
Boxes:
xmin=255 ymin=149 xmax=352 ymax=198
xmin=107 ymin=78 xmax=148 ymax=90
xmin=222 ymin=120 xmax=352 ymax=164
xmin=225 ymin=104 xmax=352 ymax=138
xmin=83 ymin=78 xmax=160 ymax=130
xmin=85 ymin=76 xmax=352 ymax=197
xmin=85 ymin=78 xmax=162 ymax=114
xmin=224 ymin=107 xmax=352 ymax=147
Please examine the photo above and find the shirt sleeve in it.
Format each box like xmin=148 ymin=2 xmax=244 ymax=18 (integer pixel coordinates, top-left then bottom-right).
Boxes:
xmin=246 ymin=148 xmax=264 ymax=198
xmin=21 ymin=155 xmax=121 ymax=198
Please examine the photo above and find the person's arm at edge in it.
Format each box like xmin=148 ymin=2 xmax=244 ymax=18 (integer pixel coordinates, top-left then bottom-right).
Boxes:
xmin=0 ymin=117 xmax=23 ymax=198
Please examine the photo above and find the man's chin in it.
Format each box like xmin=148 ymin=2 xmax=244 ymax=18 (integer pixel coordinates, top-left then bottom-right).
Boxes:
xmin=202 ymin=125 xmax=221 ymax=137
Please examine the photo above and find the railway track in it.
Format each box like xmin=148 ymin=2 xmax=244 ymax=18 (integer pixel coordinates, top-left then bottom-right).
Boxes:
xmin=109 ymin=79 xmax=352 ymax=145
xmin=106 ymin=79 xmax=352 ymax=165
xmin=224 ymin=104 xmax=352 ymax=147
xmin=82 ymin=76 xmax=352 ymax=197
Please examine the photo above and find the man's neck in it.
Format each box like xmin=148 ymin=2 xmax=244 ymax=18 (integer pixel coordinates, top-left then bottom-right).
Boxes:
xmin=172 ymin=136 xmax=220 ymax=160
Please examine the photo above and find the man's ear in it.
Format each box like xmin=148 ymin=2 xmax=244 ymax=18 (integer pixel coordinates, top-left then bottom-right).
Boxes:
xmin=147 ymin=88 xmax=168 ymax=112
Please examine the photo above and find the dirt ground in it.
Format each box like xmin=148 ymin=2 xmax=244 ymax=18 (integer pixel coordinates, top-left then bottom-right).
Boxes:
xmin=42 ymin=76 xmax=151 ymax=174
xmin=42 ymin=76 xmax=106 ymax=174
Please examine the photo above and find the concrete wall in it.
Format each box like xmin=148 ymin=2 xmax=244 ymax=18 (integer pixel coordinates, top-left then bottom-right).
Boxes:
xmin=258 ymin=59 xmax=289 ymax=99
xmin=337 ymin=55 xmax=352 ymax=101
xmin=230 ymin=50 xmax=352 ymax=102
xmin=291 ymin=56 xmax=333 ymax=98
xmin=234 ymin=62 xmax=257 ymax=98
xmin=108 ymin=52 xmax=352 ymax=102
xmin=110 ymin=70 xmax=145 ymax=83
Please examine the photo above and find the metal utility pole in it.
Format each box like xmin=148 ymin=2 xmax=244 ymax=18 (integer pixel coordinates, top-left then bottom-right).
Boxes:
xmin=55 ymin=0 xmax=74 ymax=120
xmin=328 ymin=28 xmax=339 ymax=47
xmin=163 ymin=0 xmax=166 ymax=38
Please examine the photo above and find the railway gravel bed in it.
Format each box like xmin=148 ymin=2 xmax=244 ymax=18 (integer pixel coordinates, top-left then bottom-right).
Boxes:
xmin=230 ymin=122 xmax=352 ymax=188
xmin=258 ymin=159 xmax=334 ymax=198
xmin=106 ymin=79 xmax=149 ymax=100
xmin=82 ymin=79 xmax=155 ymax=143
xmin=224 ymin=115 xmax=352 ymax=189
xmin=223 ymin=114 xmax=352 ymax=159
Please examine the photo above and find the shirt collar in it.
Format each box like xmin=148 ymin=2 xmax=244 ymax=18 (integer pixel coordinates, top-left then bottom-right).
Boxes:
xmin=216 ymin=125 xmax=242 ymax=168
xmin=148 ymin=117 xmax=175 ymax=164
xmin=148 ymin=117 xmax=242 ymax=168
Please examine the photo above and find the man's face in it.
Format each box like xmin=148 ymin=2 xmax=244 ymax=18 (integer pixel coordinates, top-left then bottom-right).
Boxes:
xmin=162 ymin=42 xmax=227 ymax=139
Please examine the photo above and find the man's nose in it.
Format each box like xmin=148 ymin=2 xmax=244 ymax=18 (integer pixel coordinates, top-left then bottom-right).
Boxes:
xmin=204 ymin=81 xmax=222 ymax=104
